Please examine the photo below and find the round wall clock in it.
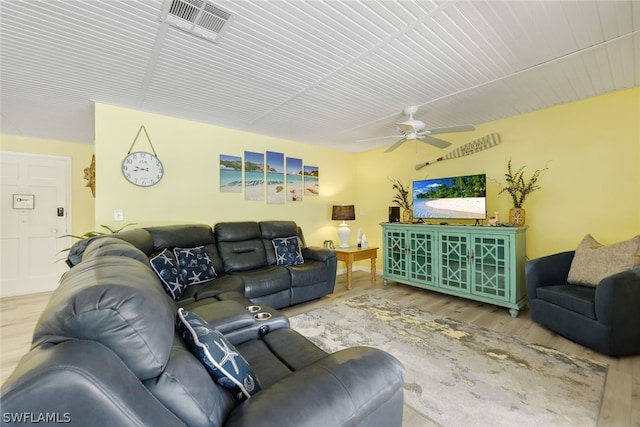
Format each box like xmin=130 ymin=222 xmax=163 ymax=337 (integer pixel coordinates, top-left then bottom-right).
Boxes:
xmin=122 ymin=125 xmax=164 ymax=187
xmin=121 ymin=151 xmax=164 ymax=187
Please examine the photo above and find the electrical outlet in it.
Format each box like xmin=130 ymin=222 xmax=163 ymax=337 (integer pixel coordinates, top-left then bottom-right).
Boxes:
xmin=114 ymin=209 xmax=124 ymax=221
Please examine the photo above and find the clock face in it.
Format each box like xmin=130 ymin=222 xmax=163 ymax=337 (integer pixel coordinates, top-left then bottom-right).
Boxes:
xmin=121 ymin=151 xmax=164 ymax=187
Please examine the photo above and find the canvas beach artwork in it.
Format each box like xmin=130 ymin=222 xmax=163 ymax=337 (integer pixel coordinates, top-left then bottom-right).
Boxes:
xmin=304 ymin=165 xmax=319 ymax=196
xmin=286 ymin=157 xmax=303 ymax=202
xmin=219 ymin=154 xmax=242 ymax=193
xmin=266 ymin=151 xmax=285 ymax=204
xmin=244 ymin=151 xmax=265 ymax=201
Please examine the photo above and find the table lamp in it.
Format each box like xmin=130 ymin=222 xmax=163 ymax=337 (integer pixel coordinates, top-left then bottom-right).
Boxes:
xmin=331 ymin=204 xmax=355 ymax=248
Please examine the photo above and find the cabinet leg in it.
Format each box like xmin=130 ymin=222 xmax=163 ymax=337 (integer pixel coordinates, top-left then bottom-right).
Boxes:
xmin=509 ymin=308 xmax=520 ymax=318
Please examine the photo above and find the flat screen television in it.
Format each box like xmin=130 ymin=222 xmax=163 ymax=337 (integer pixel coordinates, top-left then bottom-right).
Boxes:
xmin=412 ymin=173 xmax=486 ymax=220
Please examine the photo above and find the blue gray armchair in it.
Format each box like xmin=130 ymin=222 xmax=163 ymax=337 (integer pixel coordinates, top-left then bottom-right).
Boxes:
xmin=526 ymin=250 xmax=640 ymax=356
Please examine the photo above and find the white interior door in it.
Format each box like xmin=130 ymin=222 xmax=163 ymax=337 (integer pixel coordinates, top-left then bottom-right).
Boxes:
xmin=1 ymin=152 xmax=71 ymax=297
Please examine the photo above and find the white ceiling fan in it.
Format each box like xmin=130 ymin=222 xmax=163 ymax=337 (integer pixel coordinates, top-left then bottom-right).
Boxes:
xmin=360 ymin=106 xmax=476 ymax=153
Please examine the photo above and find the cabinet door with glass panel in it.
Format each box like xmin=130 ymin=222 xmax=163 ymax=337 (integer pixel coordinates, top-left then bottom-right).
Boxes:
xmin=383 ymin=226 xmax=409 ymax=281
xmin=470 ymin=234 xmax=510 ymax=302
xmin=438 ymin=232 xmax=471 ymax=293
xmin=407 ymin=228 xmax=437 ymax=286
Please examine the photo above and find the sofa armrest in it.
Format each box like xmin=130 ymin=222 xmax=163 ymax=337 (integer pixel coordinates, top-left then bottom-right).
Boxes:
xmin=526 ymin=251 xmax=575 ymax=299
xmin=595 ymin=266 xmax=640 ymax=327
xmin=302 ymin=246 xmax=335 ymax=263
xmin=1 ymin=340 xmax=185 ymax=427
xmin=225 ymin=347 xmax=404 ymax=427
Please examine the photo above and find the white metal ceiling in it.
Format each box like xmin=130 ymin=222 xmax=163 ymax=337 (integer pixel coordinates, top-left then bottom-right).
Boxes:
xmin=1 ymin=0 xmax=638 ymax=152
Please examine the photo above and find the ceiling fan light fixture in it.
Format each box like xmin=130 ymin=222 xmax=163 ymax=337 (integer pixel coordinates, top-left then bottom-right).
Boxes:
xmin=397 ymin=106 xmax=425 ymax=132
xmin=358 ymin=106 xmax=475 ymax=153
xmin=397 ymin=122 xmax=420 ymax=133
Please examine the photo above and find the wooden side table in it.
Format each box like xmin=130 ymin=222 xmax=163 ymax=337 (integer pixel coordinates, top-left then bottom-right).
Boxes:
xmin=333 ymin=246 xmax=378 ymax=290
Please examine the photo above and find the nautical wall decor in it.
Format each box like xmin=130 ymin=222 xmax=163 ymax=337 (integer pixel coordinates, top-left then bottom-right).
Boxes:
xmin=219 ymin=151 xmax=319 ymax=203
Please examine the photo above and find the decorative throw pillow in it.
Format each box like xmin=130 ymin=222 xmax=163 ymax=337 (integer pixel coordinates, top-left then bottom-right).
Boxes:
xmin=150 ymin=248 xmax=186 ymax=299
xmin=272 ymin=236 xmax=304 ymax=266
xmin=176 ymin=308 xmax=261 ymax=401
xmin=173 ymin=246 xmax=217 ymax=286
xmin=567 ymin=234 xmax=640 ymax=287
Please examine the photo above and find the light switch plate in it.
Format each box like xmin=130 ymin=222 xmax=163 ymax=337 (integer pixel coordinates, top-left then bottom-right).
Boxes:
xmin=114 ymin=209 xmax=124 ymax=221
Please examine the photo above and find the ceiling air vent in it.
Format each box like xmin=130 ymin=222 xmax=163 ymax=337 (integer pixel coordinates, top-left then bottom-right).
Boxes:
xmin=162 ymin=0 xmax=234 ymax=43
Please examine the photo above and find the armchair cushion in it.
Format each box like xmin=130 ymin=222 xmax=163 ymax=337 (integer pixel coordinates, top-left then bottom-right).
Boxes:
xmin=177 ymin=308 xmax=261 ymax=402
xmin=568 ymin=234 xmax=640 ymax=286
xmin=536 ymin=285 xmax=596 ymax=319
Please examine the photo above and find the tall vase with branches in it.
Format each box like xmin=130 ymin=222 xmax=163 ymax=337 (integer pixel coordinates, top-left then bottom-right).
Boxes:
xmin=389 ymin=178 xmax=413 ymax=223
xmin=498 ymin=160 xmax=548 ymax=225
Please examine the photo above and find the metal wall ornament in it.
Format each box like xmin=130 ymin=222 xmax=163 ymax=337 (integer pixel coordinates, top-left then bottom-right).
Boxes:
xmin=84 ymin=154 xmax=96 ymax=197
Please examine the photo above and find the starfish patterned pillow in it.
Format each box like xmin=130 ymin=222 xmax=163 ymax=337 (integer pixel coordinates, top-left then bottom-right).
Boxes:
xmin=177 ymin=308 xmax=261 ymax=401
xmin=150 ymin=248 xmax=186 ymax=299
xmin=272 ymin=236 xmax=305 ymax=266
xmin=173 ymin=246 xmax=217 ymax=286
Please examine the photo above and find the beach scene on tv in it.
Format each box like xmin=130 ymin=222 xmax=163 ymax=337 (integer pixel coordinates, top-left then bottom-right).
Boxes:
xmin=412 ymin=174 xmax=486 ymax=219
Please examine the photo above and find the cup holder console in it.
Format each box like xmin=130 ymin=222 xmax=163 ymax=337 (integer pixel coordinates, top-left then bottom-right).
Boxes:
xmin=247 ymin=305 xmax=272 ymax=320
xmin=254 ymin=312 xmax=272 ymax=321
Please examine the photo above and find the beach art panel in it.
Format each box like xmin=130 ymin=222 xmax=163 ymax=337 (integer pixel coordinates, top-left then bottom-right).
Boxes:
xmin=266 ymin=151 xmax=285 ymax=204
xmin=220 ymin=154 xmax=242 ymax=193
xmin=244 ymin=151 xmax=265 ymax=201
xmin=304 ymin=165 xmax=319 ymax=196
xmin=286 ymin=157 xmax=303 ymax=202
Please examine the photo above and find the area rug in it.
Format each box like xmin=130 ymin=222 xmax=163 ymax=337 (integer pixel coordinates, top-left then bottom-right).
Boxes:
xmin=289 ymin=294 xmax=607 ymax=427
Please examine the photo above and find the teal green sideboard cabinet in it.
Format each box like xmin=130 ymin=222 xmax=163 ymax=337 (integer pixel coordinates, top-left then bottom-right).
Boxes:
xmin=381 ymin=223 xmax=528 ymax=317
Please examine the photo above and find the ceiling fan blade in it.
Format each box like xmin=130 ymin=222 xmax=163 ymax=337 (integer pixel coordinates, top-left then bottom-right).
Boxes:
xmin=427 ymin=124 xmax=476 ymax=135
xmin=417 ymin=135 xmax=452 ymax=149
xmin=356 ymin=135 xmax=401 ymax=142
xmin=384 ymin=138 xmax=408 ymax=153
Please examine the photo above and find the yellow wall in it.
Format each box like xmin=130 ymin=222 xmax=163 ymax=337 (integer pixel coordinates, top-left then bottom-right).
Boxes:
xmin=4 ymin=87 xmax=638 ymax=270
xmin=356 ymin=86 xmax=640 ymax=264
xmin=0 ymin=135 xmax=95 ymax=239
xmin=94 ymin=103 xmax=357 ymax=246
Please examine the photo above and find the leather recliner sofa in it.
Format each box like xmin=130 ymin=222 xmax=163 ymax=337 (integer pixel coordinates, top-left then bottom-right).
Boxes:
xmin=1 ymin=222 xmax=405 ymax=426
xmin=66 ymin=221 xmax=337 ymax=309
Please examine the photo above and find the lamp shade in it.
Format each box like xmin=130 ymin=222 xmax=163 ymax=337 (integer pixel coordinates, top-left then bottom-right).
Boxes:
xmin=331 ymin=205 xmax=356 ymax=221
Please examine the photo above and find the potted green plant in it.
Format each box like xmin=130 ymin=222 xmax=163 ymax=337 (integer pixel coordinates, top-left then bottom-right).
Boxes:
xmin=389 ymin=178 xmax=413 ymax=223
xmin=58 ymin=223 xmax=137 ymax=256
xmin=498 ymin=160 xmax=547 ymax=225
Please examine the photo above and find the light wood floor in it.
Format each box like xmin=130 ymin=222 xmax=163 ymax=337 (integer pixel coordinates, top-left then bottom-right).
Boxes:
xmin=2 ymin=271 xmax=639 ymax=426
